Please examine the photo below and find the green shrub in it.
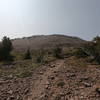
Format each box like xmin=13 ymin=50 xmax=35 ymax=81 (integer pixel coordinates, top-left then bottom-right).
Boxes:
xmin=36 ymin=55 xmax=43 ymax=63
xmin=36 ymin=50 xmax=44 ymax=63
xmin=24 ymin=49 xmax=32 ymax=60
xmin=76 ymin=36 xmax=100 ymax=64
xmin=75 ymin=48 xmax=88 ymax=58
xmin=0 ymin=36 xmax=13 ymax=61
xmin=84 ymin=36 xmax=100 ymax=64
xmin=53 ymin=47 xmax=62 ymax=58
xmin=93 ymin=37 xmax=100 ymax=64
xmin=57 ymin=81 xmax=65 ymax=88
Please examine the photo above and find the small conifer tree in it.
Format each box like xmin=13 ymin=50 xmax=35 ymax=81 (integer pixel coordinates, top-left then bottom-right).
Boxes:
xmin=0 ymin=36 xmax=13 ymax=61
xmin=24 ymin=49 xmax=32 ymax=60
xmin=53 ymin=47 xmax=62 ymax=58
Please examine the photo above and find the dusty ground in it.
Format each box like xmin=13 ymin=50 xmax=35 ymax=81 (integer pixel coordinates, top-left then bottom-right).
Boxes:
xmin=0 ymin=58 xmax=100 ymax=100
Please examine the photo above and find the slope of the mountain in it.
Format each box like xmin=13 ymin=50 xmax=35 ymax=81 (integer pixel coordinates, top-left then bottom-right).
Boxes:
xmin=12 ymin=34 xmax=86 ymax=51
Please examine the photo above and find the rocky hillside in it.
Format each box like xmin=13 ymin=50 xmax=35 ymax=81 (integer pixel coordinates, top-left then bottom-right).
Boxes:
xmin=0 ymin=58 xmax=100 ymax=100
xmin=12 ymin=34 xmax=86 ymax=51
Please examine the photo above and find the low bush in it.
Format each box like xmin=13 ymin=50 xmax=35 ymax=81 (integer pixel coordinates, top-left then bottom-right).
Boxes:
xmin=53 ymin=47 xmax=62 ymax=59
xmin=36 ymin=50 xmax=45 ymax=63
xmin=57 ymin=81 xmax=65 ymax=88
xmin=75 ymin=48 xmax=88 ymax=58
xmin=24 ymin=49 xmax=32 ymax=60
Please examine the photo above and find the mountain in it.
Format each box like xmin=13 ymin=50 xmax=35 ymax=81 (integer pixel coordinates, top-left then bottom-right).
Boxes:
xmin=12 ymin=34 xmax=86 ymax=52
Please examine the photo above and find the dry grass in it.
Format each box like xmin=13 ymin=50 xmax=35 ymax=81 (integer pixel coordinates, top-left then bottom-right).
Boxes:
xmin=0 ymin=60 xmax=40 ymax=78
xmin=0 ymin=51 xmax=57 ymax=78
xmin=65 ymin=56 xmax=87 ymax=67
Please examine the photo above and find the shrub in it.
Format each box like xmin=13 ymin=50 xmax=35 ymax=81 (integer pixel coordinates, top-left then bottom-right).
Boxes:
xmin=53 ymin=47 xmax=62 ymax=58
xmin=36 ymin=55 xmax=43 ymax=63
xmin=78 ymin=36 xmax=100 ymax=64
xmin=36 ymin=50 xmax=44 ymax=63
xmin=0 ymin=36 xmax=13 ymax=61
xmin=24 ymin=49 xmax=32 ymax=60
xmin=83 ymin=36 xmax=100 ymax=64
xmin=92 ymin=36 xmax=100 ymax=64
xmin=57 ymin=81 xmax=65 ymax=88
xmin=75 ymin=48 xmax=88 ymax=58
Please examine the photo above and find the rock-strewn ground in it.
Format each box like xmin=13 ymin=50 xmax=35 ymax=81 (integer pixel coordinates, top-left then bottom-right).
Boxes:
xmin=27 ymin=59 xmax=100 ymax=100
xmin=0 ymin=58 xmax=100 ymax=100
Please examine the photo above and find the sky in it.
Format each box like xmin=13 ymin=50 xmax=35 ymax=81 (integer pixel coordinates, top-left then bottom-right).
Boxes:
xmin=0 ymin=0 xmax=99 ymax=40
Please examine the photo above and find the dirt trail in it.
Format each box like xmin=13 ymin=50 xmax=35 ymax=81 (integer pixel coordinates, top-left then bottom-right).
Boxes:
xmin=27 ymin=60 xmax=64 ymax=100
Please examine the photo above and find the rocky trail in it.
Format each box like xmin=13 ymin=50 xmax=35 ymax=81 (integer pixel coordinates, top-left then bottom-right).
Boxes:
xmin=0 ymin=59 xmax=100 ymax=100
xmin=27 ymin=60 xmax=64 ymax=100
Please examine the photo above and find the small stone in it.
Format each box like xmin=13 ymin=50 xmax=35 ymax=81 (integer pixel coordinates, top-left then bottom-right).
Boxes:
xmin=39 ymin=94 xmax=48 ymax=99
xmin=83 ymin=82 xmax=91 ymax=87
xmin=70 ymin=73 xmax=75 ymax=77
xmin=39 ymin=71 xmax=43 ymax=75
xmin=16 ymin=95 xmax=20 ymax=100
xmin=79 ymin=86 xmax=84 ymax=89
xmin=59 ymin=92 xmax=65 ymax=96
xmin=45 ymin=85 xmax=49 ymax=89
xmin=45 ymin=81 xmax=50 ymax=85
xmin=80 ymin=77 xmax=89 ymax=81
xmin=7 ymin=90 xmax=13 ymax=94
xmin=7 ymin=96 xmax=15 ymax=100
xmin=50 ymin=65 xmax=56 ymax=68
xmin=24 ymin=88 xmax=29 ymax=94
xmin=96 ymin=87 xmax=100 ymax=95
xmin=48 ymin=76 xmax=55 ymax=80
xmin=66 ymin=73 xmax=75 ymax=77
xmin=79 ymin=96 xmax=84 ymax=99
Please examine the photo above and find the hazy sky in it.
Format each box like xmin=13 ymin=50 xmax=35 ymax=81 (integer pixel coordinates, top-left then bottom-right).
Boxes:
xmin=0 ymin=0 xmax=99 ymax=40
